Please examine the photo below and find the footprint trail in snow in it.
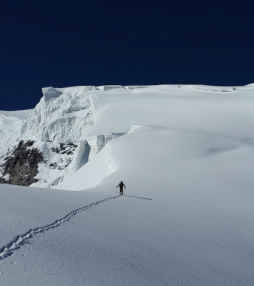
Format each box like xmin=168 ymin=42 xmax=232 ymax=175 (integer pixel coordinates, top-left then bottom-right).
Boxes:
xmin=0 ymin=195 xmax=120 ymax=262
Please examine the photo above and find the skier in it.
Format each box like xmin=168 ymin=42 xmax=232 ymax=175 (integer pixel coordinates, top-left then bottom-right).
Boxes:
xmin=117 ymin=181 xmax=126 ymax=195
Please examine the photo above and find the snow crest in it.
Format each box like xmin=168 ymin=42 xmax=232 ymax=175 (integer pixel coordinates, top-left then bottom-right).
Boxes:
xmin=1 ymin=83 xmax=254 ymax=189
xmin=21 ymin=88 xmax=98 ymax=143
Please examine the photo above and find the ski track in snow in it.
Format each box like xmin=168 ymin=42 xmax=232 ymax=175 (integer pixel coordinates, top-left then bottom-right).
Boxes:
xmin=0 ymin=195 xmax=120 ymax=262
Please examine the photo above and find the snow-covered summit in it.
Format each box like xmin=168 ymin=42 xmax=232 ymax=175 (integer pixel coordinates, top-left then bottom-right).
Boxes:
xmin=1 ymin=83 xmax=254 ymax=189
xmin=20 ymin=83 xmax=242 ymax=143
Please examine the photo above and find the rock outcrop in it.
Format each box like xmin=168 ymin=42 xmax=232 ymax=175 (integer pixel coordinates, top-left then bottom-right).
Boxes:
xmin=0 ymin=141 xmax=44 ymax=186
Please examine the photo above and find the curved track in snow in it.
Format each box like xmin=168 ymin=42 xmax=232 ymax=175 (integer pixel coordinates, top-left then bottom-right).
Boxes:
xmin=0 ymin=195 xmax=120 ymax=262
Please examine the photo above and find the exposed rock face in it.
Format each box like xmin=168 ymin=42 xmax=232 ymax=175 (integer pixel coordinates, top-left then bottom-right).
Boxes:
xmin=0 ymin=140 xmax=44 ymax=186
xmin=0 ymin=135 xmax=117 ymax=188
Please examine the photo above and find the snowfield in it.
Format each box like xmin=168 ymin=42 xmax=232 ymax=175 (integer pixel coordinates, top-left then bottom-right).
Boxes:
xmin=1 ymin=84 xmax=254 ymax=285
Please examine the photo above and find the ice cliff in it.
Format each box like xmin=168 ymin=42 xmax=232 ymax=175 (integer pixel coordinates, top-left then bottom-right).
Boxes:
xmin=21 ymin=87 xmax=98 ymax=143
xmin=0 ymin=83 xmax=241 ymax=188
xmin=0 ymin=86 xmax=127 ymax=187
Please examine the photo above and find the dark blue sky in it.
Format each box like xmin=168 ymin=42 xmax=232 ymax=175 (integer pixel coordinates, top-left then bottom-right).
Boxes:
xmin=1 ymin=0 xmax=254 ymax=110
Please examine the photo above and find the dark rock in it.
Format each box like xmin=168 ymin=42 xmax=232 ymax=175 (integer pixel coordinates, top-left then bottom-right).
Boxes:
xmin=60 ymin=143 xmax=66 ymax=150
xmin=49 ymin=162 xmax=57 ymax=169
xmin=51 ymin=147 xmax=60 ymax=153
xmin=0 ymin=177 xmax=7 ymax=184
xmin=0 ymin=140 xmax=44 ymax=186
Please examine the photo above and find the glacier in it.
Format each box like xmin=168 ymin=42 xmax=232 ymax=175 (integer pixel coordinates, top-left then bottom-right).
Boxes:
xmin=1 ymin=83 xmax=254 ymax=285
xmin=1 ymin=83 xmax=253 ymax=188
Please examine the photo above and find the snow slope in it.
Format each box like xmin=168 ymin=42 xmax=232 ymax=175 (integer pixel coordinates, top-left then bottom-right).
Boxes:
xmin=0 ymin=109 xmax=33 ymax=120
xmin=1 ymin=84 xmax=254 ymax=285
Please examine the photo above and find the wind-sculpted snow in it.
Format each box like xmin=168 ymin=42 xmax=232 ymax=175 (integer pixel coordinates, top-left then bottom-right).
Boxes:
xmin=57 ymin=143 xmax=116 ymax=190
xmin=185 ymin=85 xmax=235 ymax=92
xmin=96 ymin=133 xmax=125 ymax=152
xmin=0 ymin=195 xmax=120 ymax=262
xmin=42 ymin=87 xmax=63 ymax=101
xmin=2 ymin=83 xmax=254 ymax=189
xmin=125 ymin=84 xmax=235 ymax=92
xmin=126 ymin=85 xmax=148 ymax=90
xmin=101 ymin=85 xmax=124 ymax=91
xmin=58 ymin=124 xmax=246 ymax=191
xmin=21 ymin=90 xmax=98 ymax=143
xmin=20 ymin=83 xmax=241 ymax=145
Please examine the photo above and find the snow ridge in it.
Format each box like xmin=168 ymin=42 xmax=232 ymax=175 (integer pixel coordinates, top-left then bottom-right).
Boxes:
xmin=0 ymin=195 xmax=120 ymax=262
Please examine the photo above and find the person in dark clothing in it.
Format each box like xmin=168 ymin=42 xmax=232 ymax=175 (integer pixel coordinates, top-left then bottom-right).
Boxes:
xmin=117 ymin=181 xmax=126 ymax=195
